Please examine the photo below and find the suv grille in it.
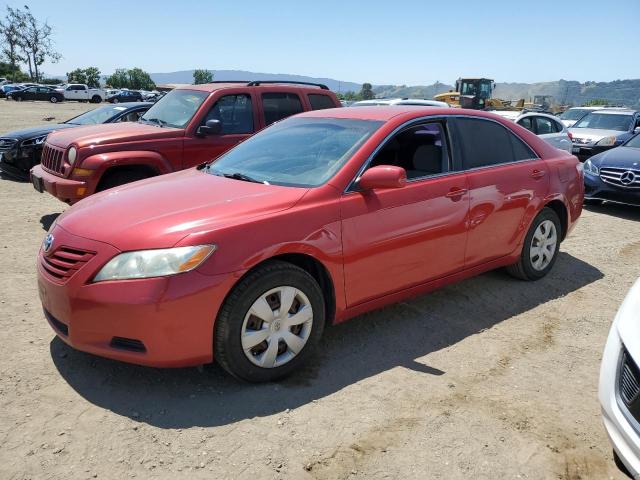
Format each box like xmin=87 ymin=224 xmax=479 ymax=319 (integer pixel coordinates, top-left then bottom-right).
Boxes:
xmin=600 ymin=167 xmax=640 ymax=189
xmin=0 ymin=138 xmax=18 ymax=152
xmin=41 ymin=144 xmax=66 ymax=175
xmin=41 ymin=246 xmax=95 ymax=283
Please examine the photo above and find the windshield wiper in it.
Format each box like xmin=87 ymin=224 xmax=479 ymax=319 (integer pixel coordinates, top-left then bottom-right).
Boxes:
xmin=141 ymin=117 xmax=167 ymax=127
xmin=219 ymin=171 xmax=267 ymax=184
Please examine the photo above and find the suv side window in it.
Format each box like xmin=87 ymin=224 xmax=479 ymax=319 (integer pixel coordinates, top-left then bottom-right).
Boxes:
xmin=534 ymin=116 xmax=554 ymax=135
xmin=203 ymin=94 xmax=254 ymax=134
xmin=262 ymin=92 xmax=303 ymax=126
xmin=367 ymin=122 xmax=449 ymax=180
xmin=308 ymin=94 xmax=336 ymax=110
xmin=455 ymin=117 xmax=536 ymax=169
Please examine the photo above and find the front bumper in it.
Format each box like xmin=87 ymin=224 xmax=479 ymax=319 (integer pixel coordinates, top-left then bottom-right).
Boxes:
xmin=572 ymin=144 xmax=615 ymax=162
xmin=37 ymin=224 xmax=243 ymax=367
xmin=30 ymin=164 xmax=88 ymax=204
xmin=0 ymin=147 xmax=41 ymax=180
xmin=584 ymin=173 xmax=640 ymax=206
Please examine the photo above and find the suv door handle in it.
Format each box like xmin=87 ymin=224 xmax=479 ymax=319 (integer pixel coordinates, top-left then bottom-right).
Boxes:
xmin=445 ymin=188 xmax=468 ymax=199
xmin=531 ymin=169 xmax=546 ymax=179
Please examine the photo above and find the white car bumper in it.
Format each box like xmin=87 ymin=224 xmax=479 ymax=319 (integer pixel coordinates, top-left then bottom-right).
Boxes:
xmin=599 ymin=279 xmax=640 ymax=478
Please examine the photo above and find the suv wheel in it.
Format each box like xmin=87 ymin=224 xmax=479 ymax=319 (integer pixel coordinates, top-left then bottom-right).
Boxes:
xmin=506 ymin=207 xmax=561 ymax=281
xmin=97 ymin=169 xmax=152 ymax=191
xmin=214 ymin=260 xmax=325 ymax=382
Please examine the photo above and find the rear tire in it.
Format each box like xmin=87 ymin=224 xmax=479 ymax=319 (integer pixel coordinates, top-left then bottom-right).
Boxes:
xmin=15 ymin=96 xmax=22 ymax=102
xmin=112 ymin=98 xmax=119 ymax=104
xmin=96 ymin=169 xmax=152 ymax=191
xmin=91 ymin=95 xmax=101 ymax=103
xmin=50 ymin=96 xmax=58 ymax=103
xmin=506 ymin=207 xmax=561 ymax=281
xmin=214 ymin=260 xmax=326 ymax=382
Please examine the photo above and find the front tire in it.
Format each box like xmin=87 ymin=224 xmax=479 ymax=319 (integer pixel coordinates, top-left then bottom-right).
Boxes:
xmin=112 ymin=98 xmax=119 ymax=104
xmin=50 ymin=96 xmax=58 ymax=103
xmin=214 ymin=260 xmax=326 ymax=382
xmin=506 ymin=207 xmax=561 ymax=281
xmin=96 ymin=169 xmax=151 ymax=191
xmin=91 ymin=95 xmax=101 ymax=103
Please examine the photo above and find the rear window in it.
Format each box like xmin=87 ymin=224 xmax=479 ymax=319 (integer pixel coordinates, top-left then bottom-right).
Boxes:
xmin=308 ymin=94 xmax=336 ymax=110
xmin=262 ymin=93 xmax=303 ymax=126
xmin=455 ymin=117 xmax=536 ymax=169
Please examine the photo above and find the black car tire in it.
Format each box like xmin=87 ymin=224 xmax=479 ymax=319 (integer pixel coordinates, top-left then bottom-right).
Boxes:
xmin=96 ymin=169 xmax=152 ymax=191
xmin=91 ymin=95 xmax=101 ymax=103
xmin=214 ymin=260 xmax=326 ymax=382
xmin=50 ymin=96 xmax=58 ymax=103
xmin=506 ymin=207 xmax=562 ymax=281
xmin=112 ymin=98 xmax=119 ymax=104
xmin=14 ymin=95 xmax=22 ymax=102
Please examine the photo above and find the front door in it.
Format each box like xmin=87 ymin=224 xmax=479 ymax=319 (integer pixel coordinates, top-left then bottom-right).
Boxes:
xmin=341 ymin=121 xmax=470 ymax=306
xmin=182 ymin=93 xmax=257 ymax=169
xmin=452 ymin=116 xmax=550 ymax=266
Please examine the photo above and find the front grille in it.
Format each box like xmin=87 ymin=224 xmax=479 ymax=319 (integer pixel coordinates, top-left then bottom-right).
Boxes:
xmin=0 ymin=138 xmax=18 ymax=152
xmin=600 ymin=167 xmax=640 ymax=189
xmin=44 ymin=309 xmax=68 ymax=336
xmin=41 ymin=246 xmax=95 ymax=283
xmin=572 ymin=138 xmax=592 ymax=145
xmin=110 ymin=337 xmax=146 ymax=353
xmin=41 ymin=144 xmax=66 ymax=175
xmin=620 ymin=351 xmax=640 ymax=406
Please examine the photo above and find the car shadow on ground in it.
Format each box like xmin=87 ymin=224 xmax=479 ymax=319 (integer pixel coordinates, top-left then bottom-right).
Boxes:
xmin=49 ymin=252 xmax=602 ymax=429
xmin=585 ymin=202 xmax=640 ymax=221
xmin=40 ymin=213 xmax=61 ymax=231
xmin=0 ymin=171 xmax=27 ymax=182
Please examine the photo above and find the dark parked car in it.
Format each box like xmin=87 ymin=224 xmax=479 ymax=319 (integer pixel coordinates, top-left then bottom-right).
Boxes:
xmin=584 ymin=133 xmax=640 ymax=206
xmin=108 ymin=90 xmax=143 ymax=103
xmin=569 ymin=109 xmax=640 ymax=161
xmin=0 ymin=102 xmax=151 ymax=180
xmin=8 ymin=86 xmax=65 ymax=103
xmin=0 ymin=84 xmax=24 ymax=98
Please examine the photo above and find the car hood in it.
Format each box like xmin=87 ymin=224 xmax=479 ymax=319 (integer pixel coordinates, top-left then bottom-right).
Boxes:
xmin=45 ymin=122 xmax=180 ymax=149
xmin=56 ymin=168 xmax=309 ymax=251
xmin=561 ymin=119 xmax=577 ymax=128
xmin=568 ymin=128 xmax=624 ymax=143
xmin=0 ymin=123 xmax=77 ymax=141
xmin=589 ymin=146 xmax=640 ymax=168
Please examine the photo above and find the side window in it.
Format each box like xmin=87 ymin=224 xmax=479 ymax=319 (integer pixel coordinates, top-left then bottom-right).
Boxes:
xmin=308 ymin=94 xmax=336 ymax=110
xmin=203 ymin=94 xmax=254 ymax=134
xmin=518 ymin=117 xmax=534 ymax=132
xmin=262 ymin=92 xmax=303 ymax=126
xmin=554 ymin=120 xmax=565 ymax=133
xmin=455 ymin=117 xmax=536 ymax=169
xmin=534 ymin=116 xmax=554 ymax=135
xmin=368 ymin=123 xmax=448 ymax=180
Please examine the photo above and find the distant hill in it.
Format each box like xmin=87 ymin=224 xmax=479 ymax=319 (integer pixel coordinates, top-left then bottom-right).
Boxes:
xmin=149 ymin=69 xmax=362 ymax=93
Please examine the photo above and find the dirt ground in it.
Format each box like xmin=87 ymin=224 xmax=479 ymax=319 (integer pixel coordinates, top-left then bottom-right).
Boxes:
xmin=0 ymin=100 xmax=637 ymax=479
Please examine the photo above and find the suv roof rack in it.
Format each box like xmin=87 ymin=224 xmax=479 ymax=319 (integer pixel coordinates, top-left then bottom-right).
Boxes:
xmin=246 ymin=80 xmax=329 ymax=90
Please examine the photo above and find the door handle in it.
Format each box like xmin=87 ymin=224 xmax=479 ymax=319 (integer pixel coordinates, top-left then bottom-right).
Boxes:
xmin=445 ymin=188 xmax=468 ymax=199
xmin=531 ymin=169 xmax=546 ymax=179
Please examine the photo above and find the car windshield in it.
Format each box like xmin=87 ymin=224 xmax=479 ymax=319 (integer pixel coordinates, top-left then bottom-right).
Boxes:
xmin=560 ymin=109 xmax=592 ymax=121
xmin=206 ymin=117 xmax=383 ymax=187
xmin=140 ymin=89 xmax=208 ymax=128
xmin=573 ymin=113 xmax=632 ymax=131
xmin=625 ymin=135 xmax=640 ymax=148
xmin=66 ymin=105 xmax=131 ymax=125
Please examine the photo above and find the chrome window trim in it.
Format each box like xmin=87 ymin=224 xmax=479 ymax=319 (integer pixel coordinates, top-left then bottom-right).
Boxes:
xmin=344 ymin=114 xmax=540 ymax=193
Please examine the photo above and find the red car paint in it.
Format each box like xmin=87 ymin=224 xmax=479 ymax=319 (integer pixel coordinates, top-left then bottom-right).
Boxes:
xmin=37 ymin=107 xmax=583 ymax=367
xmin=29 ymin=83 xmax=341 ymax=204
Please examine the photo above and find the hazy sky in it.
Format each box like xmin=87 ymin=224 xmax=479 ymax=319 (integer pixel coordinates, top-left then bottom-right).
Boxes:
xmin=4 ymin=0 xmax=639 ymax=85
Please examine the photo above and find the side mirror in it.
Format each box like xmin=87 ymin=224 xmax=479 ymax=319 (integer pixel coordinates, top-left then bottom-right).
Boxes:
xmin=358 ymin=165 xmax=407 ymax=191
xmin=197 ymin=119 xmax=222 ymax=136
xmin=634 ymin=126 xmax=640 ymax=134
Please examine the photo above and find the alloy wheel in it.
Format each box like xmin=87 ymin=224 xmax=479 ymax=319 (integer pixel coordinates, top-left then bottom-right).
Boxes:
xmin=529 ymin=220 xmax=557 ymax=271
xmin=241 ymin=286 xmax=313 ymax=368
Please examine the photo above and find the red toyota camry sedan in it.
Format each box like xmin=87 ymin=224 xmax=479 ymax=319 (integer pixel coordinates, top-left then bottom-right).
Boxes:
xmin=37 ymin=107 xmax=583 ymax=381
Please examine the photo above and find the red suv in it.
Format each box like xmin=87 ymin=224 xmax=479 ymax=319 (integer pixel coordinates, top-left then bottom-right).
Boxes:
xmin=37 ymin=107 xmax=583 ymax=381
xmin=29 ymin=81 xmax=341 ymax=204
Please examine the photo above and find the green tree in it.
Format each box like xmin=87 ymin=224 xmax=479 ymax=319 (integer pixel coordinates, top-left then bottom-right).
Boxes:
xmin=360 ymin=83 xmax=374 ymax=100
xmin=0 ymin=7 xmax=26 ymax=82
xmin=84 ymin=66 xmax=101 ymax=88
xmin=583 ymin=98 xmax=610 ymax=106
xmin=0 ymin=60 xmax=28 ymax=82
xmin=193 ymin=69 xmax=213 ymax=84
xmin=66 ymin=68 xmax=87 ymax=84
xmin=18 ymin=5 xmax=61 ymax=82
xmin=105 ymin=68 xmax=129 ymax=88
xmin=127 ymin=67 xmax=155 ymax=90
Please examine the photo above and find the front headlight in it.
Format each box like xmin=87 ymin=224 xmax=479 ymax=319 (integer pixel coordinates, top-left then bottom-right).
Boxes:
xmin=21 ymin=134 xmax=47 ymax=147
xmin=93 ymin=244 xmax=216 ymax=282
xmin=584 ymin=159 xmax=599 ymax=176
xmin=67 ymin=146 xmax=77 ymax=165
xmin=596 ymin=136 xmax=617 ymax=146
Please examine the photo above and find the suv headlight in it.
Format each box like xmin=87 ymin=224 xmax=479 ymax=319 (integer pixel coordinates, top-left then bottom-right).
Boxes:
xmin=584 ymin=158 xmax=599 ymax=176
xmin=596 ymin=136 xmax=617 ymax=146
xmin=93 ymin=245 xmax=216 ymax=282
xmin=67 ymin=146 xmax=77 ymax=165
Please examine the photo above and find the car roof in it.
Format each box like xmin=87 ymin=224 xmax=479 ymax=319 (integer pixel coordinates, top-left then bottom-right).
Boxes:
xmin=178 ymin=82 xmax=332 ymax=93
xmin=591 ymin=109 xmax=637 ymax=115
xmin=299 ymin=106 xmax=494 ymax=122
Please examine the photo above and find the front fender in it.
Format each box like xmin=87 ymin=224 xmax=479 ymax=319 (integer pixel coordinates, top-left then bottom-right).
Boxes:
xmin=80 ymin=150 xmax=173 ymax=177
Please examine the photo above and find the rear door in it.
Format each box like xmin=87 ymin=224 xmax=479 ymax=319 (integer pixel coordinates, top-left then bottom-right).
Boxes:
xmin=260 ymin=91 xmax=304 ymax=128
xmin=182 ymin=91 xmax=258 ymax=168
xmin=451 ymin=116 xmax=549 ymax=267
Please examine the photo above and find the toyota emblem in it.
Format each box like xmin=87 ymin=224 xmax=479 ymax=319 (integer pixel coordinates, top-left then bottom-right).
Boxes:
xmin=620 ymin=171 xmax=636 ymax=185
xmin=43 ymin=234 xmax=54 ymax=253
